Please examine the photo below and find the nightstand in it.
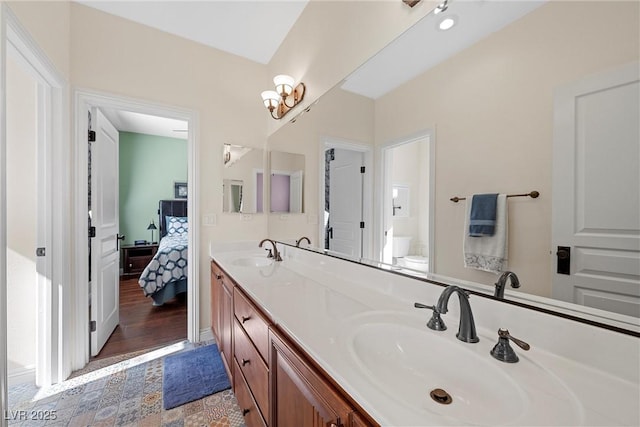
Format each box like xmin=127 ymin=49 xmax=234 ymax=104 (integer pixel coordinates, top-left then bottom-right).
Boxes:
xmin=121 ymin=243 xmax=158 ymax=278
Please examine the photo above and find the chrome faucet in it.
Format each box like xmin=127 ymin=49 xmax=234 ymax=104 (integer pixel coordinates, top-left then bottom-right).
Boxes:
xmin=259 ymin=238 xmax=282 ymax=261
xmin=295 ymin=236 xmax=311 ymax=247
xmin=494 ymin=271 xmax=520 ymax=299
xmin=431 ymin=285 xmax=479 ymax=343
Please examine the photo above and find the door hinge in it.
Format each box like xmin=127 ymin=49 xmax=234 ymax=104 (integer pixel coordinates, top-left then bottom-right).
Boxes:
xmin=88 ymin=130 xmax=96 ymax=142
xmin=360 ymin=166 xmax=365 ymax=173
xmin=327 ymin=148 xmax=335 ymax=161
xmin=89 ymin=320 xmax=96 ymax=332
xmin=36 ymin=247 xmax=46 ymax=257
xmin=89 ymin=226 xmax=96 ymax=238
xmin=360 ymin=221 xmax=365 ymax=229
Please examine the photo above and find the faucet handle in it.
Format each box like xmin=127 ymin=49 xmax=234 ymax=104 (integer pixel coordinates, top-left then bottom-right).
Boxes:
xmin=414 ymin=302 xmax=447 ymax=331
xmin=491 ymin=329 xmax=530 ymax=363
xmin=265 ymin=248 xmax=274 ymax=258
xmin=498 ymin=328 xmax=530 ymax=350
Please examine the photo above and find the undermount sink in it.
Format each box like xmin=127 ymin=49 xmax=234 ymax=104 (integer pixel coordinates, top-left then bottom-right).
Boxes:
xmin=346 ymin=317 xmax=583 ymax=426
xmin=232 ymin=256 xmax=273 ymax=268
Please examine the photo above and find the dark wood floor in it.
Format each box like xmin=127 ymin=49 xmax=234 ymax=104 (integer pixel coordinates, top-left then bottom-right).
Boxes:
xmin=92 ymin=277 xmax=187 ymax=360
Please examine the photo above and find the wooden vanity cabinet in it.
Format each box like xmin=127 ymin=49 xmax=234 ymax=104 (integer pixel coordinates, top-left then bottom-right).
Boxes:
xmin=269 ymin=329 xmax=359 ymax=427
xmin=211 ymin=259 xmax=377 ymax=427
xmin=233 ymin=287 xmax=272 ymax=426
xmin=210 ymin=261 xmax=233 ymax=378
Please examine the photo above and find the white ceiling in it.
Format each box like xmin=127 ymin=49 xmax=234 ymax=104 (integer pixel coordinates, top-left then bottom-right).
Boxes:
xmin=341 ymin=0 xmax=547 ymax=99
xmin=100 ymin=108 xmax=189 ymax=140
xmin=84 ymin=0 xmax=546 ymax=136
xmin=76 ymin=1 xmax=309 ymax=65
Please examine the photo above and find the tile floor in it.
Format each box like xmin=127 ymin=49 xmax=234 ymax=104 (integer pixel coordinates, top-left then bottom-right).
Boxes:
xmin=7 ymin=341 xmax=245 ymax=427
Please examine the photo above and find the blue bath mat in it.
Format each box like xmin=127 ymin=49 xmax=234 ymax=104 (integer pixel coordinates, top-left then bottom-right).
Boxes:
xmin=162 ymin=344 xmax=231 ymax=410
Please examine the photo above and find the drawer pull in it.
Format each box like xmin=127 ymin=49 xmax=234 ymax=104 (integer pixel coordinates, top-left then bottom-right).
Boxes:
xmin=216 ymin=274 xmax=222 ymax=280
xmin=242 ymin=408 xmax=250 ymax=416
xmin=241 ymin=358 xmax=250 ymax=366
xmin=241 ymin=315 xmax=251 ymax=323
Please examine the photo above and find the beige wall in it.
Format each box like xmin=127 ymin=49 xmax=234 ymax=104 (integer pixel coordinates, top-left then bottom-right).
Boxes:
xmin=6 ymin=55 xmax=38 ymax=376
xmin=375 ymin=1 xmax=640 ymax=297
xmin=7 ymin=1 xmax=71 ymax=78
xmin=69 ymin=3 xmax=271 ymax=330
xmin=267 ymin=87 xmax=374 ymax=243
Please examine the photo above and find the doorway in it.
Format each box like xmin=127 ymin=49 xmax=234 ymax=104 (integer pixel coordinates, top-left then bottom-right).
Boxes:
xmin=88 ymin=107 xmax=190 ymax=359
xmin=320 ymin=138 xmax=373 ymax=260
xmin=2 ymin=5 xmax=68 ymax=420
xmin=73 ymin=90 xmax=200 ymax=372
xmin=380 ymin=131 xmax=435 ymax=272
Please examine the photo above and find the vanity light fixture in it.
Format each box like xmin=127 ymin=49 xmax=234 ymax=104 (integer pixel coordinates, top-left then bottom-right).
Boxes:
xmin=261 ymin=74 xmax=306 ymax=120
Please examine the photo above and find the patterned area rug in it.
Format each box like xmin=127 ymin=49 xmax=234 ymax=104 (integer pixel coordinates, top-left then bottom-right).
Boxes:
xmin=7 ymin=341 xmax=246 ymax=427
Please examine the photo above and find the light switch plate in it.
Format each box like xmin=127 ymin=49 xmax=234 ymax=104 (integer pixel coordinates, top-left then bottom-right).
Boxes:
xmin=203 ymin=214 xmax=217 ymax=226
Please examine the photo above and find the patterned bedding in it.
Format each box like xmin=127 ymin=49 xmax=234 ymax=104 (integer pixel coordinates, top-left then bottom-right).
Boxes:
xmin=138 ymin=234 xmax=188 ymax=297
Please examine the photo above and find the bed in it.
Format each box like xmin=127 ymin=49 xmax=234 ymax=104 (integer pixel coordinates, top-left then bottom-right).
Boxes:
xmin=138 ymin=200 xmax=188 ymax=306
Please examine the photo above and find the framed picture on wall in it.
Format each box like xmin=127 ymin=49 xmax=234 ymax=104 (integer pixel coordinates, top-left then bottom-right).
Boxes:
xmin=174 ymin=182 xmax=187 ymax=199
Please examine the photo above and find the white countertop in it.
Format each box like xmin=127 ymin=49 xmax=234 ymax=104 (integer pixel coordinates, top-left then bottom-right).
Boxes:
xmin=211 ymin=241 xmax=640 ymax=426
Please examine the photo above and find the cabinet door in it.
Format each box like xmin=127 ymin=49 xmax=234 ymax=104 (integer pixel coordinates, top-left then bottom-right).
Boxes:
xmin=270 ymin=330 xmax=353 ymax=427
xmin=210 ymin=262 xmax=220 ymax=341
xmin=220 ymin=280 xmax=233 ymax=373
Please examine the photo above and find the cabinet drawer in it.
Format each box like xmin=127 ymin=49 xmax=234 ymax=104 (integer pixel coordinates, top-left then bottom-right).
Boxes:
xmin=234 ymin=288 xmax=270 ymax=361
xmin=234 ymin=320 xmax=269 ymax=419
xmin=233 ymin=358 xmax=267 ymax=427
xmin=211 ymin=262 xmax=224 ymax=282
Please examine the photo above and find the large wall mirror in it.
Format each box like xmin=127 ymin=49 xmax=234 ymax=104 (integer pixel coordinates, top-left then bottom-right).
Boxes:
xmin=270 ymin=151 xmax=305 ymax=214
xmin=267 ymin=0 xmax=639 ymax=332
xmin=222 ymin=144 xmax=264 ymax=213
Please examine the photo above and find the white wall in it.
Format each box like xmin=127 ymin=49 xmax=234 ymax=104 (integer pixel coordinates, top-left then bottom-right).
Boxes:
xmin=391 ymin=140 xmax=422 ymax=254
xmin=6 ymin=55 xmax=37 ymax=381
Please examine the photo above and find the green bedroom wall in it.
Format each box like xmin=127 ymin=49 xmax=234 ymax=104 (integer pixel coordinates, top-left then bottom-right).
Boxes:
xmin=119 ymin=131 xmax=187 ymax=245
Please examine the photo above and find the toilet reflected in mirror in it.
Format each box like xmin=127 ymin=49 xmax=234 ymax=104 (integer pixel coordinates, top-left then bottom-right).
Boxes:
xmin=392 ymin=235 xmax=429 ymax=273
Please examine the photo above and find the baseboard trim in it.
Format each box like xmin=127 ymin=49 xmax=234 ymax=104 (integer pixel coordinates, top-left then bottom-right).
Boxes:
xmin=8 ymin=366 xmax=35 ymax=387
xmin=199 ymin=328 xmax=214 ymax=342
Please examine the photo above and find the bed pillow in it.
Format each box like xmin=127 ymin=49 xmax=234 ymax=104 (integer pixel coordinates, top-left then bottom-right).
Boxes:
xmin=166 ymin=216 xmax=188 ymax=236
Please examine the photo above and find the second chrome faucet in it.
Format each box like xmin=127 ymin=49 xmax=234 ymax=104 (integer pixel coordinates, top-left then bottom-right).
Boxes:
xmin=415 ymin=285 xmax=479 ymax=343
xmin=259 ymin=238 xmax=282 ymax=261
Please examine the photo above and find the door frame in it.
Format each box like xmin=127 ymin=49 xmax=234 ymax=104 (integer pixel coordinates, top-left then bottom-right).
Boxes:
xmin=377 ymin=129 xmax=436 ymax=269
xmin=1 ymin=2 xmax=68 ymax=410
xmin=318 ymin=137 xmax=373 ymax=260
xmin=72 ymin=89 xmax=200 ymax=371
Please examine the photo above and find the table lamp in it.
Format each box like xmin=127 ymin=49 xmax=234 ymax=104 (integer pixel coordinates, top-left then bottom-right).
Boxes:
xmin=147 ymin=220 xmax=157 ymax=244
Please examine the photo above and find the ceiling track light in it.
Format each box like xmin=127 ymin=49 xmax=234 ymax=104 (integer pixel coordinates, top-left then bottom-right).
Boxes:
xmin=261 ymin=74 xmax=306 ymax=120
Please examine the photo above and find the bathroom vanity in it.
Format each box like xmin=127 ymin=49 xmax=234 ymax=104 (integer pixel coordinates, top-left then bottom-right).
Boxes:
xmin=210 ymin=241 xmax=639 ymax=427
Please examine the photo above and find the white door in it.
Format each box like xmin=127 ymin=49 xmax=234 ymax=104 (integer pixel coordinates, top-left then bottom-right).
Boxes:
xmin=90 ymin=108 xmax=120 ymax=355
xmin=552 ymin=62 xmax=640 ymax=318
xmin=328 ymin=149 xmax=363 ymax=258
xmin=382 ymin=149 xmax=394 ymax=264
xmin=289 ymin=170 xmax=303 ymax=214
